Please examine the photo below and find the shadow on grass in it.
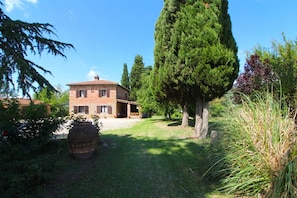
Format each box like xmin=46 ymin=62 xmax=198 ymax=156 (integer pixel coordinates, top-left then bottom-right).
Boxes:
xmin=154 ymin=117 xmax=196 ymax=127
xmin=37 ymin=134 xmax=221 ymax=198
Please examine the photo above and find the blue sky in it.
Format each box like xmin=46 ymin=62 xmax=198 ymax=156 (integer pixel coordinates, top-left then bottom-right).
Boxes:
xmin=3 ymin=0 xmax=297 ymax=92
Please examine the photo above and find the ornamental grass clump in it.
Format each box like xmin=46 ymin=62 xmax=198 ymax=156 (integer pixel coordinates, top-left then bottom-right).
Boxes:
xmin=213 ymin=93 xmax=297 ymax=197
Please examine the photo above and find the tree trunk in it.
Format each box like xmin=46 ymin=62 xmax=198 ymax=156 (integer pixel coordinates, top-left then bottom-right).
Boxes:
xmin=200 ymin=100 xmax=209 ymax=139
xmin=194 ymin=96 xmax=203 ymax=138
xmin=181 ymin=103 xmax=189 ymax=128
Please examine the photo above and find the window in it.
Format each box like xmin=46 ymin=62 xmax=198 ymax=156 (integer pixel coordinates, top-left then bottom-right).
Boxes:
xmin=101 ymin=90 xmax=107 ymax=97
xmin=76 ymin=90 xmax=87 ymax=98
xmin=73 ymin=106 xmax=89 ymax=114
xmin=97 ymin=106 xmax=112 ymax=114
xmin=99 ymin=89 xmax=110 ymax=97
xmin=100 ymin=106 xmax=108 ymax=113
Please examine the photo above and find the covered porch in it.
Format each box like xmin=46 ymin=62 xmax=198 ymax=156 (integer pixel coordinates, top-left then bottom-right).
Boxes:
xmin=116 ymin=99 xmax=139 ymax=118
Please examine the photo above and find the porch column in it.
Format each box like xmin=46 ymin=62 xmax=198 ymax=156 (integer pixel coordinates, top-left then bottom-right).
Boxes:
xmin=127 ymin=102 xmax=131 ymax=118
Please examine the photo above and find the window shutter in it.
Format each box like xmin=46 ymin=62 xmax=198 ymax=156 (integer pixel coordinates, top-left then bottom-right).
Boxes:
xmin=85 ymin=106 xmax=89 ymax=114
xmin=74 ymin=106 xmax=78 ymax=113
xmin=98 ymin=89 xmax=101 ymax=97
xmin=107 ymin=89 xmax=110 ymax=97
xmin=84 ymin=90 xmax=87 ymax=98
xmin=108 ymin=106 xmax=112 ymax=114
xmin=76 ymin=90 xmax=79 ymax=98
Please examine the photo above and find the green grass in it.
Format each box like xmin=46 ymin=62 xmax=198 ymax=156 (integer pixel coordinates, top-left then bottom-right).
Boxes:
xmin=31 ymin=117 xmax=231 ymax=198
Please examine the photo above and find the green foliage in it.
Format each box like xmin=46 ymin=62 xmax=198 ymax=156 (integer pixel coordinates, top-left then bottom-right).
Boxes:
xmin=253 ymin=34 xmax=297 ymax=108
xmin=33 ymin=86 xmax=69 ymax=118
xmin=0 ymin=97 xmax=65 ymax=196
xmin=0 ymin=98 xmax=63 ymax=147
xmin=120 ymin=63 xmax=130 ymax=90
xmin=153 ymin=0 xmax=239 ymax=105
xmin=0 ymin=4 xmax=74 ymax=96
xmin=0 ymin=98 xmax=21 ymax=139
xmin=136 ymin=67 xmax=158 ymax=117
xmin=130 ymin=55 xmax=145 ymax=101
xmin=153 ymin=0 xmax=187 ymax=105
xmin=207 ymin=92 xmax=297 ymax=197
xmin=0 ymin=140 xmax=67 ymax=197
xmin=209 ymin=97 xmax=228 ymax=117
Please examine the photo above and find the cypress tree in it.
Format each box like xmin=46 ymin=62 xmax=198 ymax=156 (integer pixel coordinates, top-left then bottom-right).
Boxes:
xmin=153 ymin=0 xmax=239 ymax=137
xmin=130 ymin=55 xmax=145 ymax=101
xmin=180 ymin=0 xmax=239 ymax=138
xmin=120 ymin=63 xmax=130 ymax=90
xmin=153 ymin=0 xmax=191 ymax=126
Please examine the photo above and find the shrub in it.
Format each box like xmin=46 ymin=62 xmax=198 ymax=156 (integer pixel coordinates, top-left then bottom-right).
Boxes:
xmin=0 ymin=99 xmax=66 ymax=196
xmin=0 ymin=99 xmax=64 ymax=147
xmin=0 ymin=140 xmax=66 ymax=197
xmin=207 ymin=92 xmax=297 ymax=197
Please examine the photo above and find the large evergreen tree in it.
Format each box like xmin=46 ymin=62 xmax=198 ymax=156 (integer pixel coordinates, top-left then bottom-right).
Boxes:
xmin=153 ymin=0 xmax=191 ymax=126
xmin=136 ymin=66 xmax=157 ymax=117
xmin=181 ymin=0 xmax=238 ymax=139
xmin=154 ymin=0 xmax=239 ymax=138
xmin=0 ymin=2 xmax=74 ymax=97
xmin=130 ymin=55 xmax=145 ymax=101
xmin=120 ymin=63 xmax=130 ymax=90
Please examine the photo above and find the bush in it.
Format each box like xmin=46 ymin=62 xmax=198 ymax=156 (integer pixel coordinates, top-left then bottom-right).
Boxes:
xmin=0 ymin=140 xmax=67 ymax=197
xmin=207 ymin=92 xmax=297 ymax=197
xmin=0 ymin=99 xmax=64 ymax=147
xmin=0 ymin=99 xmax=66 ymax=196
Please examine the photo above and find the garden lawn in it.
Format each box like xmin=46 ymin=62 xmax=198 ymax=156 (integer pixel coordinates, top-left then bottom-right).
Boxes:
xmin=35 ymin=117 xmax=230 ymax=198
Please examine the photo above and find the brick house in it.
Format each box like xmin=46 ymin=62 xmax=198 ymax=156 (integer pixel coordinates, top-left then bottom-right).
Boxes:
xmin=67 ymin=76 xmax=138 ymax=118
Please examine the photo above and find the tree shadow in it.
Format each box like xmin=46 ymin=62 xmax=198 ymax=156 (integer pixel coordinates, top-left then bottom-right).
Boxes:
xmin=38 ymin=133 xmax=221 ymax=198
xmin=150 ymin=117 xmax=195 ymax=127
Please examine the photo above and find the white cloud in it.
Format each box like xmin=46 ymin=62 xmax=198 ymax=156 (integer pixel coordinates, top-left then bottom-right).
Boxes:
xmin=87 ymin=66 xmax=106 ymax=80
xmin=4 ymin=0 xmax=38 ymax=12
xmin=26 ymin=0 xmax=38 ymax=4
xmin=4 ymin=0 xmax=22 ymax=12
xmin=87 ymin=70 xmax=98 ymax=80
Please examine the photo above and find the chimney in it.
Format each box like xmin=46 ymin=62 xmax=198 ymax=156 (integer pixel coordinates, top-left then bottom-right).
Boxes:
xmin=94 ymin=75 xmax=99 ymax=80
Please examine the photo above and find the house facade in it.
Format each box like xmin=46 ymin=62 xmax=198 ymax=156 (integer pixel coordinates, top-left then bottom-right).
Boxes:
xmin=67 ymin=76 xmax=138 ymax=118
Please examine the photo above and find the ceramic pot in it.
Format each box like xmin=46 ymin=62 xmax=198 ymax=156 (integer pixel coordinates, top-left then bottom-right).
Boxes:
xmin=68 ymin=121 xmax=99 ymax=159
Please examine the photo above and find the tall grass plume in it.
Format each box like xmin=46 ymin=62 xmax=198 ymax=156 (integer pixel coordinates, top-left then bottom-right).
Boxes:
xmin=207 ymin=92 xmax=297 ymax=197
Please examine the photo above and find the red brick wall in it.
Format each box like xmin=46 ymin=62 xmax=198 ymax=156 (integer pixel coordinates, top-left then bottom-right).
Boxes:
xmin=69 ymin=84 xmax=129 ymax=118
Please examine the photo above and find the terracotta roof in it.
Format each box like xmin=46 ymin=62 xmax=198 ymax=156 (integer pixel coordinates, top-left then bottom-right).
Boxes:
xmin=17 ymin=98 xmax=43 ymax=105
xmin=67 ymin=79 xmax=119 ymax=86
xmin=0 ymin=98 xmax=43 ymax=105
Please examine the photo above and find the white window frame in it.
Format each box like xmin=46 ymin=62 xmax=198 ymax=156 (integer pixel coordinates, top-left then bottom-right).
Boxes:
xmin=100 ymin=106 xmax=108 ymax=113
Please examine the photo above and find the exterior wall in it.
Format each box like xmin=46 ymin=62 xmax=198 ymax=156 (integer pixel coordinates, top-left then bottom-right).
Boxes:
xmin=69 ymin=84 xmax=118 ymax=118
xmin=116 ymin=86 xmax=129 ymax=100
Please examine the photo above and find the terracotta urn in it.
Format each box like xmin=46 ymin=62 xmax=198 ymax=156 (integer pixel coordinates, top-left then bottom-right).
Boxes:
xmin=67 ymin=121 xmax=99 ymax=159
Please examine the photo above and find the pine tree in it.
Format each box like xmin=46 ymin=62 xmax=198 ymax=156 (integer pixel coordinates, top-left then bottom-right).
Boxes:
xmin=0 ymin=2 xmax=74 ymax=97
xmin=130 ymin=55 xmax=145 ymax=101
xmin=120 ymin=63 xmax=130 ymax=90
